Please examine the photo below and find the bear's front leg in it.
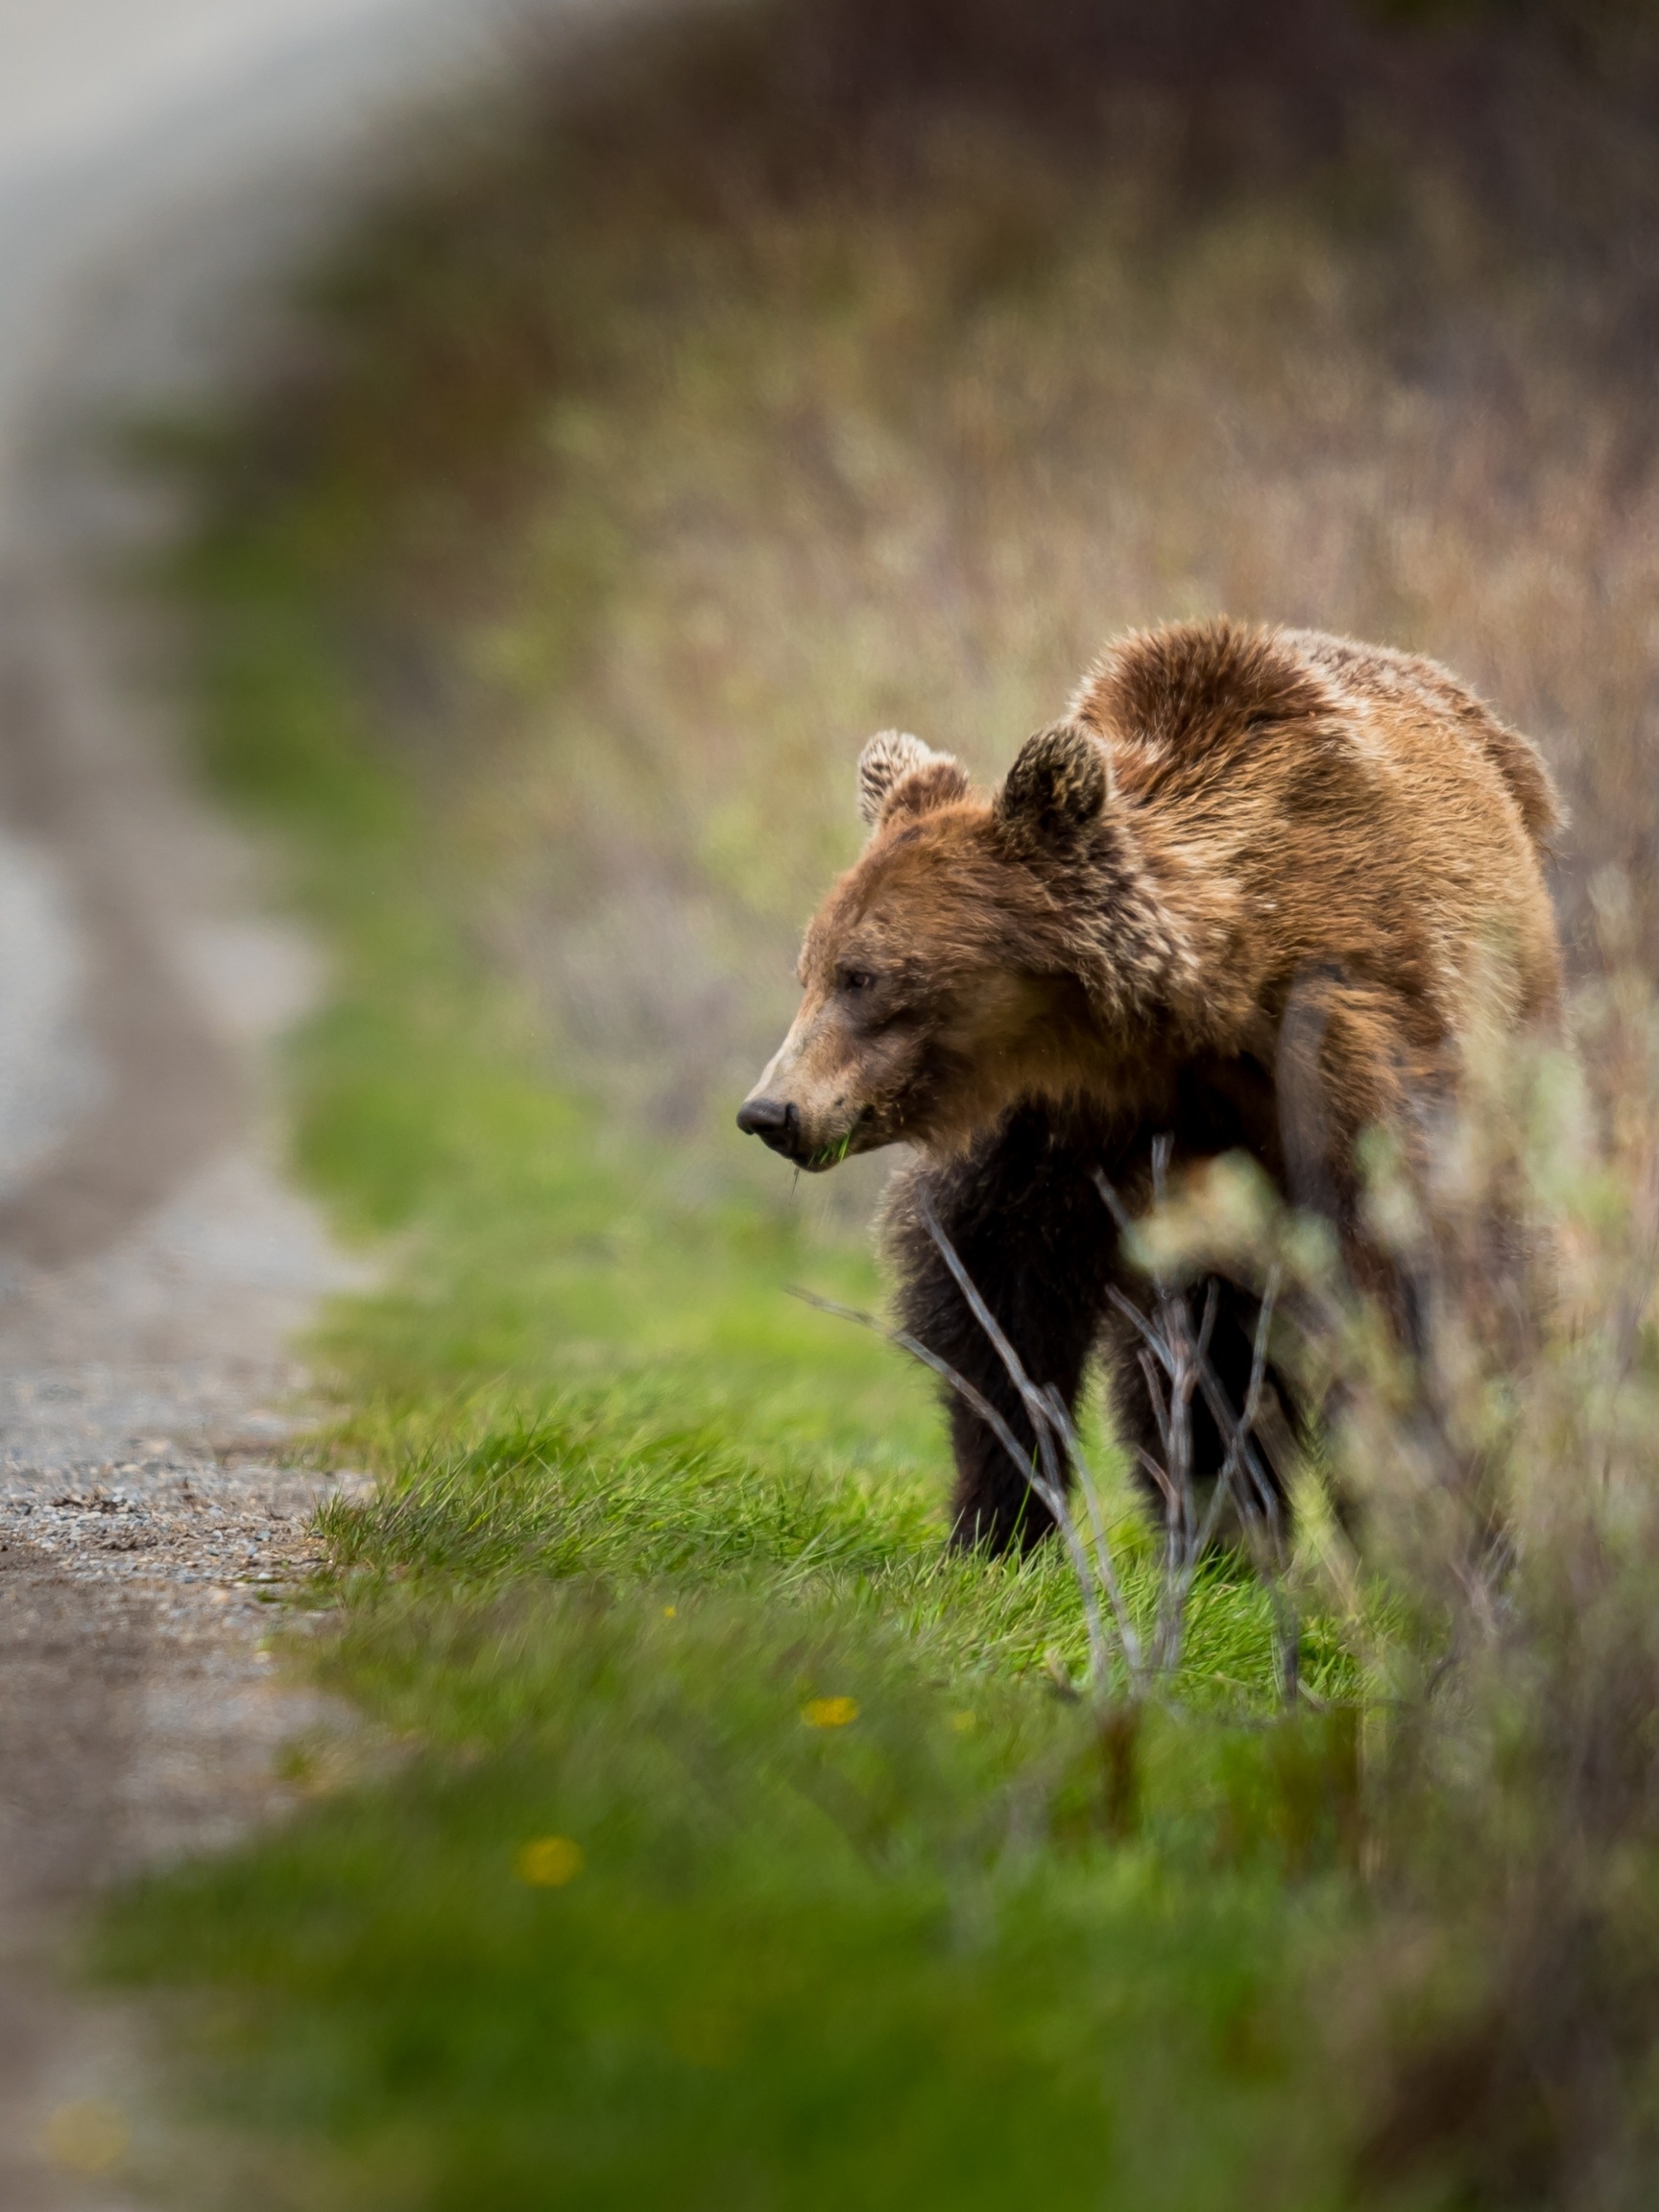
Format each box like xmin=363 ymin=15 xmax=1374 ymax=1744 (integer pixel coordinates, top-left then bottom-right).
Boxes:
xmin=885 ymin=1105 xmax=1117 ymax=1554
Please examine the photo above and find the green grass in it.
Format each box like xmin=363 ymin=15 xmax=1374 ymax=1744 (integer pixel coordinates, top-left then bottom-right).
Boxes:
xmin=106 ymin=1590 xmax=1359 ymax=2211
xmin=73 ymin=10 xmax=1468 ymax=2200
xmin=86 ymin=525 xmax=1375 ymax=2209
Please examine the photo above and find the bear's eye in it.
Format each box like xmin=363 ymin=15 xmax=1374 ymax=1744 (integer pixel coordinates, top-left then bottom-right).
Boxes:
xmin=839 ymin=967 xmax=877 ymax=995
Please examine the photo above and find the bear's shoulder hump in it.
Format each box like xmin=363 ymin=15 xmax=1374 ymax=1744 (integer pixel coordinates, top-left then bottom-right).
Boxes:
xmin=1073 ymin=619 xmax=1328 ymax=765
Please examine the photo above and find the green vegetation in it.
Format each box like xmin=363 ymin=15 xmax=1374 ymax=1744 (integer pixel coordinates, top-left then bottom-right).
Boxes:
xmin=103 ymin=491 xmax=1359 ymax=2207
xmin=108 ymin=1590 xmax=1359 ymax=2208
xmin=92 ymin=2 xmax=1659 ymax=2204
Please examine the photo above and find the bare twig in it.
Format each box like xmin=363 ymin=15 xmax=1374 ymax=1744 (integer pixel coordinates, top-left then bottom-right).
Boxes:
xmin=784 ymin=1286 xmax=1028 ymax=1478
xmin=918 ymin=1191 xmax=1142 ymax=1689
xmin=794 ymin=1148 xmax=1288 ymax=1704
xmin=1096 ymin=1162 xmax=1294 ymax=1689
xmin=1039 ymin=1382 xmax=1144 ymax=1682
xmin=786 ymin=1282 xmax=1120 ymax=1687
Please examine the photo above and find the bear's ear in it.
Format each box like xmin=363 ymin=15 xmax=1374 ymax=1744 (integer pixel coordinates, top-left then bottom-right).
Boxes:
xmin=856 ymin=730 xmax=969 ymax=830
xmin=994 ymin=721 xmax=1110 ymax=853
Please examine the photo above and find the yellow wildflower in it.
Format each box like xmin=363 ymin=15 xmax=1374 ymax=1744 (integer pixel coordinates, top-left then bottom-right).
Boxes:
xmin=517 ymin=1835 xmax=585 ymax=1887
xmin=45 ymin=2102 xmax=127 ymax=2177
xmin=801 ymin=1695 xmax=859 ymax=1729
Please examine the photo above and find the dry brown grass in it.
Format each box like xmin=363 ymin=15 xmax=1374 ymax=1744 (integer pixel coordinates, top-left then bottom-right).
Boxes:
xmin=204 ymin=7 xmax=1659 ymax=2196
xmin=246 ymin=0 xmax=1659 ymax=1172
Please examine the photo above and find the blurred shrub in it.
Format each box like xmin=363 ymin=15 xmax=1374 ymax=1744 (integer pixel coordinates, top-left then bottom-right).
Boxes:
xmin=162 ymin=7 xmax=1659 ymax=2195
xmin=1120 ymin=913 xmax=1659 ymax=2204
xmin=222 ymin=0 xmax=1659 ymax=1156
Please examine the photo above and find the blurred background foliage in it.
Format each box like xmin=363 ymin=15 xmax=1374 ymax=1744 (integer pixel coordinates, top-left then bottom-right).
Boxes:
xmin=219 ymin=0 xmax=1659 ymax=1162
xmin=111 ymin=3 xmax=1659 ymax=2203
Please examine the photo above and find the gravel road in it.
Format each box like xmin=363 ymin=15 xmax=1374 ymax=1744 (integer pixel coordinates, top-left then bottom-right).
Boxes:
xmin=0 ymin=5 xmax=564 ymax=2200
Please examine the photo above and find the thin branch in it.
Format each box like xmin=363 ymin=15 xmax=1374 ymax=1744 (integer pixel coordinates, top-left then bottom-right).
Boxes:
xmin=1138 ymin=1346 xmax=1173 ymax=1458
xmin=786 ymin=1283 xmax=1118 ymax=1687
xmin=799 ymin=1156 xmax=1287 ymax=1706
xmin=1093 ymin=1166 xmax=1138 ymax=1244
xmin=919 ymin=1190 xmax=1037 ymax=1405
xmin=1096 ymin=1155 xmax=1290 ymax=1684
xmin=1136 ymin=1444 xmax=1179 ymax=1506
xmin=918 ymin=1190 xmax=1142 ymax=1686
xmin=786 ymin=1287 xmax=1030 ymax=1474
xmin=1161 ymin=1270 xmax=1285 ymax=1677
xmin=1195 ymin=1277 xmax=1220 ymax=1369
xmin=1040 ymin=1383 xmax=1145 ymax=1682
xmin=1109 ymin=1282 xmax=1178 ymax=1382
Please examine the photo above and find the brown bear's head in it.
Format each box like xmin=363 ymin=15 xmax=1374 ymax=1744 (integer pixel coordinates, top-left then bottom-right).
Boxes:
xmin=736 ymin=721 xmax=1190 ymax=1169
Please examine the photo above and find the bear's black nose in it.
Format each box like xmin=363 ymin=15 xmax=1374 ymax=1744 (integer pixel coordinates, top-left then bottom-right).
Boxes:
xmin=736 ymin=1097 xmax=799 ymax=1156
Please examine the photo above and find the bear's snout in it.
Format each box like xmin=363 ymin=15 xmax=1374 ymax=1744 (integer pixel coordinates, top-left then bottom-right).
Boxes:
xmin=735 ymin=1095 xmax=801 ymax=1160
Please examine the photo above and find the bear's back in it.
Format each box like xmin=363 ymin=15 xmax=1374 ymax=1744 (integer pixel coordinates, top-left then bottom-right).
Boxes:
xmin=1072 ymin=618 xmax=1556 ymax=849
xmin=1069 ymin=617 xmax=1563 ymax=1042
xmin=1282 ymin=627 xmax=1561 ymax=854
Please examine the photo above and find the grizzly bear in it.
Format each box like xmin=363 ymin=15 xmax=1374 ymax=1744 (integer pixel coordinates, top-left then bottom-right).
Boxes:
xmin=737 ymin=619 xmax=1563 ymax=1552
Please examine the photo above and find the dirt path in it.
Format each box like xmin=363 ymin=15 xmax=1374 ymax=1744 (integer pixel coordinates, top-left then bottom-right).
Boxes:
xmin=0 ymin=525 xmax=370 ymax=2210
xmin=0 ymin=6 xmax=555 ymax=2200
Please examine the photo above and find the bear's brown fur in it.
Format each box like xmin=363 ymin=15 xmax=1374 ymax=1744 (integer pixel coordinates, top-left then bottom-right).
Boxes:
xmin=737 ymin=619 xmax=1563 ymax=1551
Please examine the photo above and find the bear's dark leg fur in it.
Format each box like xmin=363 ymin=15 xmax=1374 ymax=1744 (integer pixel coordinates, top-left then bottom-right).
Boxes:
xmin=887 ymin=1105 xmax=1117 ymax=1554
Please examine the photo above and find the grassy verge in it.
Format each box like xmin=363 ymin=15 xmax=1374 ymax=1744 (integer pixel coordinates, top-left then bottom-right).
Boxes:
xmin=93 ymin=400 xmax=1365 ymax=2212
xmin=90 ymin=0 xmax=1659 ymax=2198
